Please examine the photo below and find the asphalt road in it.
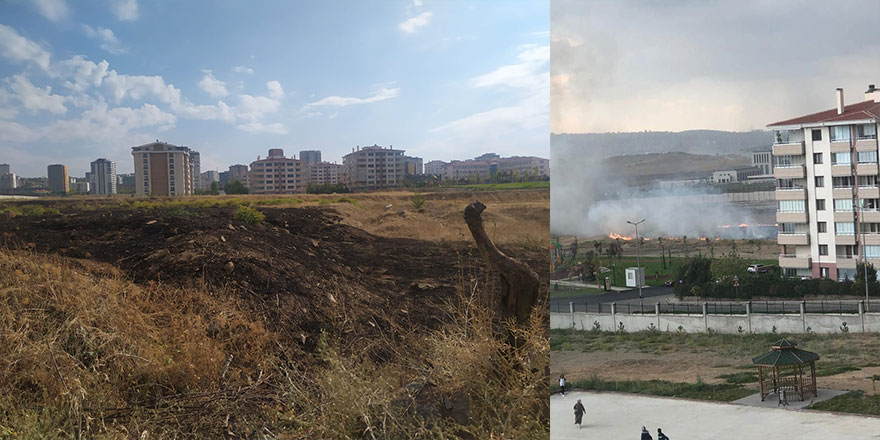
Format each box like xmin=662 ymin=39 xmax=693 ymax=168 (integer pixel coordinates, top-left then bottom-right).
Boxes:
xmin=550 ymin=285 xmax=673 ymax=308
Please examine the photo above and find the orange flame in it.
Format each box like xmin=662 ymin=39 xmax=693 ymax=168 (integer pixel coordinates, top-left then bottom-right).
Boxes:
xmin=608 ymin=232 xmax=634 ymax=241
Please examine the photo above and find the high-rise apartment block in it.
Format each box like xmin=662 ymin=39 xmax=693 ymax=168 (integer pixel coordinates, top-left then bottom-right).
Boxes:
xmin=299 ymin=150 xmax=322 ymax=164
xmin=90 ymin=158 xmax=117 ymax=195
xmin=0 ymin=164 xmax=9 ymax=175
xmin=403 ymin=155 xmax=424 ymax=175
xmin=132 ymin=141 xmax=196 ymax=196
xmin=249 ymin=148 xmax=307 ymax=194
xmin=770 ymin=85 xmax=880 ymax=280
xmin=228 ymin=164 xmax=249 ymax=186
xmin=190 ymin=151 xmax=201 ymax=191
xmin=308 ymin=162 xmax=346 ymax=186
xmin=47 ymin=164 xmax=69 ymax=194
xmin=0 ymin=164 xmax=14 ymax=193
xmin=342 ymin=145 xmax=406 ymax=191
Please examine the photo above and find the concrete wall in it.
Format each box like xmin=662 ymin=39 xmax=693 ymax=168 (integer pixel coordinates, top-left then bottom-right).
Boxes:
xmin=552 ymin=302 xmax=876 ymax=334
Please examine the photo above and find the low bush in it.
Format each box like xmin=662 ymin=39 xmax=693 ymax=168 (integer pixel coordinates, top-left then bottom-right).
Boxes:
xmin=233 ymin=205 xmax=265 ymax=224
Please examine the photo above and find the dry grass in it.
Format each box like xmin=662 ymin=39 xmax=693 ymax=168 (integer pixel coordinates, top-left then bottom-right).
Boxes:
xmin=0 ymin=248 xmax=549 ymax=438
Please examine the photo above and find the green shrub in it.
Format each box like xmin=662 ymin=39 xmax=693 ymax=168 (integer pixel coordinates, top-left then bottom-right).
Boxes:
xmin=233 ymin=205 xmax=265 ymax=224
xmin=411 ymin=195 xmax=425 ymax=210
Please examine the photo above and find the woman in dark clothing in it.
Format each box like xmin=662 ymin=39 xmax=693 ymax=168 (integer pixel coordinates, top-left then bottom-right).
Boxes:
xmin=657 ymin=428 xmax=670 ymax=440
xmin=573 ymin=399 xmax=586 ymax=428
xmin=641 ymin=426 xmax=653 ymax=440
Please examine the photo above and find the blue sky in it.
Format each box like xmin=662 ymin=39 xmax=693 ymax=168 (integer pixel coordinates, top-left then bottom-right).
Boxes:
xmin=0 ymin=0 xmax=548 ymax=177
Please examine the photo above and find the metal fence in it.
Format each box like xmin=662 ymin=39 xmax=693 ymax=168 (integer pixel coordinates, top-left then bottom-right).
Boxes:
xmin=551 ymin=300 xmax=880 ymax=315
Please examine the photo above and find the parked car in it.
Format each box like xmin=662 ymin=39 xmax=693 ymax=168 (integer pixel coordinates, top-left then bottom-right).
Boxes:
xmin=747 ymin=264 xmax=771 ymax=273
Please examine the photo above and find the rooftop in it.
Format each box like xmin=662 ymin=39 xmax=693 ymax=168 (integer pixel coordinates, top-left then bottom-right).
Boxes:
xmin=768 ymin=99 xmax=880 ymax=127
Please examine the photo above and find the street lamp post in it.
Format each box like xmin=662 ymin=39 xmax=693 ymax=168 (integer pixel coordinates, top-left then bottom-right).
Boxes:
xmin=861 ymin=204 xmax=870 ymax=311
xmin=627 ymin=219 xmax=646 ymax=306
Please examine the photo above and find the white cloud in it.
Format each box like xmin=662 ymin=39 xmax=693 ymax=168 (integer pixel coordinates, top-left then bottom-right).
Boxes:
xmin=236 ymin=121 xmax=287 ymax=134
xmin=56 ymin=56 xmax=110 ymax=92
xmin=472 ymin=44 xmax=548 ymax=90
xmin=236 ymin=94 xmax=281 ymax=121
xmin=82 ymin=25 xmax=126 ymax=54
xmin=44 ymin=101 xmax=175 ymax=143
xmin=197 ymin=70 xmax=229 ymax=98
xmin=8 ymin=75 xmax=67 ymax=114
xmin=306 ymin=87 xmax=399 ymax=107
xmin=0 ymin=24 xmax=52 ymax=72
xmin=110 ymin=0 xmax=139 ymax=21
xmin=102 ymin=70 xmax=183 ymax=106
xmin=34 ymin=0 xmax=70 ymax=22
xmin=0 ymin=120 xmax=38 ymax=143
xmin=413 ymin=0 xmax=423 ymax=6
xmin=233 ymin=65 xmax=254 ymax=74
xmin=266 ymin=80 xmax=284 ymax=99
xmin=399 ymin=12 xmax=433 ymax=34
xmin=0 ymin=89 xmax=19 ymax=120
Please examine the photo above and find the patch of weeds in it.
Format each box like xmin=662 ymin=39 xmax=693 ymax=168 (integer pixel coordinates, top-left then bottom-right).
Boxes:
xmin=233 ymin=205 xmax=265 ymax=224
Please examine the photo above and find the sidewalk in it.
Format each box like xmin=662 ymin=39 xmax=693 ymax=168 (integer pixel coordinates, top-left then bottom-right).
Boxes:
xmin=552 ymin=278 xmax=632 ymax=292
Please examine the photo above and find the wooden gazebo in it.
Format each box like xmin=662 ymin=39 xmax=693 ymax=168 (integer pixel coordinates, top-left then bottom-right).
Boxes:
xmin=752 ymin=338 xmax=819 ymax=402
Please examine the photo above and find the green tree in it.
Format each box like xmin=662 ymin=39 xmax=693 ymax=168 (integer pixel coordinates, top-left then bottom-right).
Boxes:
xmin=224 ymin=179 xmax=249 ymax=194
xmin=854 ymin=263 xmax=880 ymax=297
xmin=210 ymin=181 xmax=220 ymax=195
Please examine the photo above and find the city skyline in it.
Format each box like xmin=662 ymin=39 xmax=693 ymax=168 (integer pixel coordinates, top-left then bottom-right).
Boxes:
xmin=0 ymin=0 xmax=548 ymax=177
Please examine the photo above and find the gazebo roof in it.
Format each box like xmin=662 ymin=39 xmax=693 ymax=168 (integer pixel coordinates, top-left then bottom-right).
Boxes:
xmin=752 ymin=339 xmax=820 ymax=366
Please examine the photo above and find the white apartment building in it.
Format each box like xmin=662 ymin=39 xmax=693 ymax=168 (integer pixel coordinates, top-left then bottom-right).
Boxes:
xmin=770 ymin=85 xmax=880 ymax=280
xmin=90 ymin=158 xmax=117 ymax=195
xmin=132 ymin=141 xmax=196 ymax=196
xmin=342 ymin=145 xmax=406 ymax=191
xmin=424 ymin=160 xmax=446 ymax=176
xmin=200 ymin=170 xmax=219 ymax=190
xmin=308 ymin=162 xmax=345 ymax=186
xmin=249 ymin=148 xmax=307 ymax=194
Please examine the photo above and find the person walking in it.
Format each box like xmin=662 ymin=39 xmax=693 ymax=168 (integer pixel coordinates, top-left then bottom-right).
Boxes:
xmin=657 ymin=428 xmax=669 ymax=440
xmin=641 ymin=426 xmax=653 ymax=440
xmin=573 ymin=399 xmax=586 ymax=428
xmin=559 ymin=374 xmax=566 ymax=396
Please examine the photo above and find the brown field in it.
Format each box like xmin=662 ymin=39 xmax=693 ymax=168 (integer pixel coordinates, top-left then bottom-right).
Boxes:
xmin=0 ymin=188 xmax=550 ymax=438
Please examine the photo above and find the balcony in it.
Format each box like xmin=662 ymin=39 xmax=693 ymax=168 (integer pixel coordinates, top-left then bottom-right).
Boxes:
xmin=778 ymin=234 xmax=809 ymax=245
xmin=772 ymin=141 xmax=805 ymax=156
xmin=856 ymin=138 xmax=878 ymax=151
xmin=837 ymin=257 xmax=858 ymax=269
xmin=860 ymin=187 xmax=880 ymax=199
xmin=832 ymin=188 xmax=854 ymax=199
xmin=862 ymin=210 xmax=880 ymax=223
xmin=835 ymin=211 xmax=856 ymax=222
xmin=830 ymin=141 xmax=851 ymax=153
xmin=864 ymin=235 xmax=880 ymax=246
xmin=831 ymin=164 xmax=853 ymax=176
xmin=858 ymin=163 xmax=879 ymax=175
xmin=774 ymin=165 xmax=806 ymax=179
xmin=835 ymin=235 xmax=856 ymax=245
xmin=775 ymin=188 xmax=806 ymax=200
xmin=779 ymin=254 xmax=811 ymax=269
xmin=776 ymin=211 xmax=807 ymax=223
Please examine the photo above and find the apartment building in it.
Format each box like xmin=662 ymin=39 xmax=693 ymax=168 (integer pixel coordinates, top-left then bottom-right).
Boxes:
xmin=47 ymin=164 xmax=69 ymax=194
xmin=770 ymin=85 xmax=880 ymax=280
xmin=424 ymin=160 xmax=445 ymax=176
xmin=0 ymin=172 xmax=15 ymax=193
xmin=0 ymin=164 xmax=9 ymax=175
xmin=403 ymin=155 xmax=424 ymax=175
xmin=342 ymin=145 xmax=406 ymax=191
xmin=90 ymin=158 xmax=117 ymax=195
xmin=132 ymin=141 xmax=196 ymax=196
xmin=200 ymin=170 xmax=219 ymax=190
xmin=190 ymin=151 xmax=201 ymax=191
xmin=299 ymin=150 xmax=321 ymax=164
xmin=433 ymin=154 xmax=550 ymax=182
xmin=308 ymin=162 xmax=346 ymax=186
xmin=249 ymin=148 xmax=307 ymax=194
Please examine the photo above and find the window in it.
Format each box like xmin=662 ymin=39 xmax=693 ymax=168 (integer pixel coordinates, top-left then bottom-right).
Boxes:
xmin=859 ymin=175 xmax=878 ymax=187
xmin=866 ymin=245 xmax=880 ymax=258
xmin=859 ymin=151 xmax=878 ymax=163
xmin=858 ymin=124 xmax=877 ymax=140
xmin=815 ymin=176 xmax=824 ymax=187
xmin=777 ymin=155 xmax=804 ymax=167
xmin=819 ymin=245 xmax=828 ymax=256
xmin=830 ymin=125 xmax=851 ymax=142
xmin=820 ymin=267 xmax=830 ymax=279
xmin=834 ymin=199 xmax=853 ymax=211
xmin=817 ymin=221 xmax=827 ymax=233
xmin=775 ymin=130 xmax=795 ymax=144
xmin=832 ymin=176 xmax=854 ymax=188
xmin=835 ymin=222 xmax=854 ymax=235
xmin=778 ymin=200 xmax=805 ymax=212
xmin=813 ymin=152 xmax=823 ymax=164
xmin=816 ymin=199 xmax=826 ymax=211
xmin=812 ymin=129 xmax=822 ymax=141
xmin=832 ymin=152 xmax=851 ymax=165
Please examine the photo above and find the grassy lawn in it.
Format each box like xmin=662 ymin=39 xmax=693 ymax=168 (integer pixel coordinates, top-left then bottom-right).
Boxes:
xmin=550 ymin=329 xmax=880 ymax=369
xmin=446 ymin=181 xmax=550 ymax=190
xmin=550 ymin=285 xmax=606 ymax=298
xmin=808 ymin=391 xmax=880 ymax=415
xmin=588 ymin=256 xmax=779 ymax=288
xmin=553 ymin=376 xmax=755 ymax=402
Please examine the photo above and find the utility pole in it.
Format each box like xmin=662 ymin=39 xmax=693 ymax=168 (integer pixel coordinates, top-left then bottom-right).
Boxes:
xmin=862 ymin=203 xmax=870 ymax=312
xmin=628 ymin=219 xmax=646 ymax=307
